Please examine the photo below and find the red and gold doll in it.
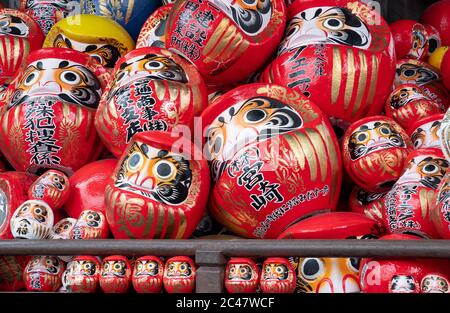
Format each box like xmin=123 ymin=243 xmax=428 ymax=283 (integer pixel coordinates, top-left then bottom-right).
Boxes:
xmin=70 ymin=209 xmax=109 ymax=239
xmin=105 ymin=131 xmax=210 ymax=239
xmin=24 ymin=256 xmax=65 ymax=292
xmin=0 ymin=9 xmax=44 ymax=85
xmin=342 ymin=115 xmax=413 ymax=193
xmin=0 ymin=172 xmax=36 ymax=239
xmin=431 ymin=169 xmax=450 ymax=239
xmin=64 ymin=255 xmax=100 ymax=293
xmin=421 ymin=0 xmax=450 ymax=46
xmin=261 ymin=0 xmax=396 ymax=122
xmin=225 ymin=257 xmax=260 ymax=293
xmin=163 ymin=256 xmax=196 ymax=293
xmin=136 ymin=3 xmax=173 ymax=48
xmin=10 ymin=200 xmax=54 ymax=239
xmin=202 ymin=83 xmax=341 ymax=238
xmin=390 ymin=20 xmax=441 ymax=60
xmin=165 ymin=0 xmax=287 ymax=87
xmin=28 ymin=170 xmax=70 ymax=210
xmin=385 ymin=84 xmax=443 ymax=130
xmin=132 ymin=256 xmax=164 ymax=293
xmin=349 ymin=186 xmax=385 ymax=225
xmin=260 ymin=257 xmax=296 ymax=293
xmin=382 ymin=148 xmax=448 ymax=238
xmin=0 ymin=48 xmax=109 ymax=174
xmin=95 ymin=46 xmax=208 ymax=157
xmin=50 ymin=217 xmax=76 ymax=239
xmin=0 ymin=256 xmax=30 ymax=291
xmin=408 ymin=114 xmax=443 ymax=150
xmin=99 ymin=255 xmax=132 ymax=293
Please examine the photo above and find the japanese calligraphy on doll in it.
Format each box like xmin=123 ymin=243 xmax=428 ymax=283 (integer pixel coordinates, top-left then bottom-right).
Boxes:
xmin=170 ymin=0 xmax=215 ymax=61
xmin=254 ymin=185 xmax=329 ymax=238
xmin=113 ymin=78 xmax=169 ymax=142
xmin=385 ymin=184 xmax=421 ymax=231
xmin=24 ymin=99 xmax=61 ymax=166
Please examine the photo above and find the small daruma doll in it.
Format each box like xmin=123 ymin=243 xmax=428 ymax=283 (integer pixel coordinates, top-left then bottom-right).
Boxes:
xmin=202 ymin=83 xmax=342 ymax=238
xmin=163 ymin=256 xmax=196 ymax=293
xmin=99 ymin=255 xmax=132 ymax=293
xmin=0 ymin=9 xmax=44 ymax=85
xmin=136 ymin=3 xmax=173 ymax=48
xmin=132 ymin=256 xmax=164 ymax=293
xmin=383 ymin=148 xmax=449 ymax=238
xmin=50 ymin=217 xmax=76 ymax=239
xmin=385 ymin=84 xmax=443 ymax=130
xmin=95 ymin=47 xmax=208 ymax=157
xmin=408 ymin=114 xmax=443 ymax=150
xmin=0 ymin=48 xmax=109 ymax=174
xmin=342 ymin=116 xmax=413 ymax=192
xmin=70 ymin=209 xmax=109 ymax=239
xmin=260 ymin=257 xmax=296 ymax=293
xmin=165 ymin=0 xmax=287 ymax=87
xmin=10 ymin=200 xmax=54 ymax=239
xmin=261 ymin=0 xmax=396 ymax=122
xmin=225 ymin=258 xmax=260 ymax=294
xmin=28 ymin=170 xmax=70 ymax=209
xmin=24 ymin=256 xmax=65 ymax=292
xmin=105 ymin=131 xmax=210 ymax=239
xmin=64 ymin=255 xmax=100 ymax=293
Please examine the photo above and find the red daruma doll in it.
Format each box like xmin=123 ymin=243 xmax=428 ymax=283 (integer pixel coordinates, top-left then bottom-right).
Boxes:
xmin=64 ymin=256 xmax=100 ymax=293
xmin=202 ymin=83 xmax=342 ymax=238
xmin=260 ymin=257 xmax=296 ymax=293
xmin=225 ymin=258 xmax=260 ymax=293
xmin=0 ymin=48 xmax=109 ymax=174
xmin=342 ymin=116 xmax=413 ymax=193
xmin=163 ymin=256 xmax=196 ymax=293
xmin=28 ymin=170 xmax=70 ymax=210
xmin=132 ymin=256 xmax=164 ymax=293
xmin=24 ymin=256 xmax=65 ymax=292
xmin=99 ymin=255 xmax=132 ymax=293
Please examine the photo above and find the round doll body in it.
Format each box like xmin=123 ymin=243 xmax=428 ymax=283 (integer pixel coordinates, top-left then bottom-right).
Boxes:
xmin=165 ymin=0 xmax=287 ymax=87
xmin=132 ymin=256 xmax=164 ymax=293
xmin=260 ymin=257 xmax=295 ymax=293
xmin=95 ymin=47 xmax=208 ymax=157
xmin=70 ymin=209 xmax=109 ymax=239
xmin=136 ymin=4 xmax=173 ymax=49
xmin=163 ymin=256 xmax=196 ymax=293
xmin=28 ymin=170 xmax=70 ymax=209
xmin=342 ymin=115 xmax=413 ymax=193
xmin=202 ymin=83 xmax=342 ymax=238
xmin=408 ymin=114 xmax=444 ymax=150
xmin=99 ymin=255 xmax=132 ymax=293
xmin=63 ymin=255 xmax=100 ymax=293
xmin=24 ymin=256 xmax=65 ymax=292
xmin=348 ymin=186 xmax=385 ymax=224
xmin=0 ymin=256 xmax=30 ymax=291
xmin=10 ymin=200 xmax=54 ymax=239
xmin=105 ymin=131 xmax=210 ymax=239
xmin=50 ymin=217 xmax=76 ymax=239
xmin=224 ymin=257 xmax=260 ymax=293
xmin=421 ymin=0 xmax=450 ymax=46
xmin=261 ymin=0 xmax=396 ymax=122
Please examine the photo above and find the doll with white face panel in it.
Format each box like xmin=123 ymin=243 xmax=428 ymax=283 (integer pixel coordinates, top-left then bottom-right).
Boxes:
xmin=24 ymin=256 xmax=65 ymax=292
xmin=225 ymin=257 xmax=260 ymax=293
xmin=163 ymin=256 xmax=196 ymax=293
xmin=50 ymin=217 xmax=76 ymax=239
xmin=99 ymin=255 xmax=131 ymax=293
xmin=70 ymin=209 xmax=108 ymax=239
xmin=64 ymin=256 xmax=100 ymax=293
xmin=421 ymin=274 xmax=450 ymax=293
xmin=260 ymin=257 xmax=296 ymax=293
xmin=10 ymin=200 xmax=54 ymax=239
xmin=409 ymin=114 xmax=443 ymax=150
xmin=132 ymin=256 xmax=164 ymax=293
xmin=28 ymin=170 xmax=70 ymax=209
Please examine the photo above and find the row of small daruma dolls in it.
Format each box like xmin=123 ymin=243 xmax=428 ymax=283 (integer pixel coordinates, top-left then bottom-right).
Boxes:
xmin=23 ymin=255 xmax=294 ymax=293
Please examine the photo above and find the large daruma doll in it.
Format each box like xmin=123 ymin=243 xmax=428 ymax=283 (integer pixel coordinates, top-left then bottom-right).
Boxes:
xmin=105 ymin=131 xmax=210 ymax=239
xmin=95 ymin=47 xmax=208 ymax=157
xmin=261 ymin=0 xmax=396 ymax=122
xmin=165 ymin=0 xmax=287 ymax=87
xmin=0 ymin=48 xmax=109 ymax=174
xmin=202 ymin=83 xmax=342 ymax=238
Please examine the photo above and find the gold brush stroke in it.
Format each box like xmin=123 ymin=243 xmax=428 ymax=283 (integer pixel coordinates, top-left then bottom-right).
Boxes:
xmin=2 ymin=109 xmax=9 ymax=134
xmin=191 ymin=85 xmax=202 ymax=115
xmin=284 ymin=133 xmax=305 ymax=170
xmin=353 ymin=51 xmax=367 ymax=118
xmin=332 ymin=47 xmax=342 ymax=104
xmin=77 ymin=106 xmax=83 ymax=128
xmin=0 ymin=37 xmax=6 ymax=65
xmin=175 ymin=209 xmax=187 ymax=239
xmin=4 ymin=38 xmax=10 ymax=70
xmin=154 ymin=205 xmax=165 ymax=238
xmin=295 ymin=131 xmax=318 ymax=182
xmin=306 ymin=129 xmax=328 ymax=182
xmin=220 ymin=32 xmax=243 ymax=61
xmin=141 ymin=202 xmax=154 ymax=238
xmin=344 ymin=49 xmax=355 ymax=110
xmin=203 ymin=19 xmax=230 ymax=55
xmin=317 ymin=123 xmax=339 ymax=203
xmin=164 ymin=207 xmax=175 ymax=239
xmin=367 ymin=55 xmax=379 ymax=105
xmin=179 ymin=86 xmax=191 ymax=113
xmin=169 ymin=81 xmax=180 ymax=102
xmin=12 ymin=37 xmax=20 ymax=70
xmin=208 ymin=25 xmax=237 ymax=60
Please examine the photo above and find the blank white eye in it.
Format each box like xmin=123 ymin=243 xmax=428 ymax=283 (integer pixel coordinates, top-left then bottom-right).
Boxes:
xmin=24 ymin=70 xmax=40 ymax=86
xmin=60 ymin=70 xmax=81 ymax=85
xmin=244 ymin=109 xmax=267 ymax=124
xmin=153 ymin=160 xmax=175 ymax=180
xmin=144 ymin=60 xmax=164 ymax=70
xmin=128 ymin=152 xmax=143 ymax=171
xmin=323 ymin=18 xmax=344 ymax=30
xmin=301 ymin=258 xmax=324 ymax=280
